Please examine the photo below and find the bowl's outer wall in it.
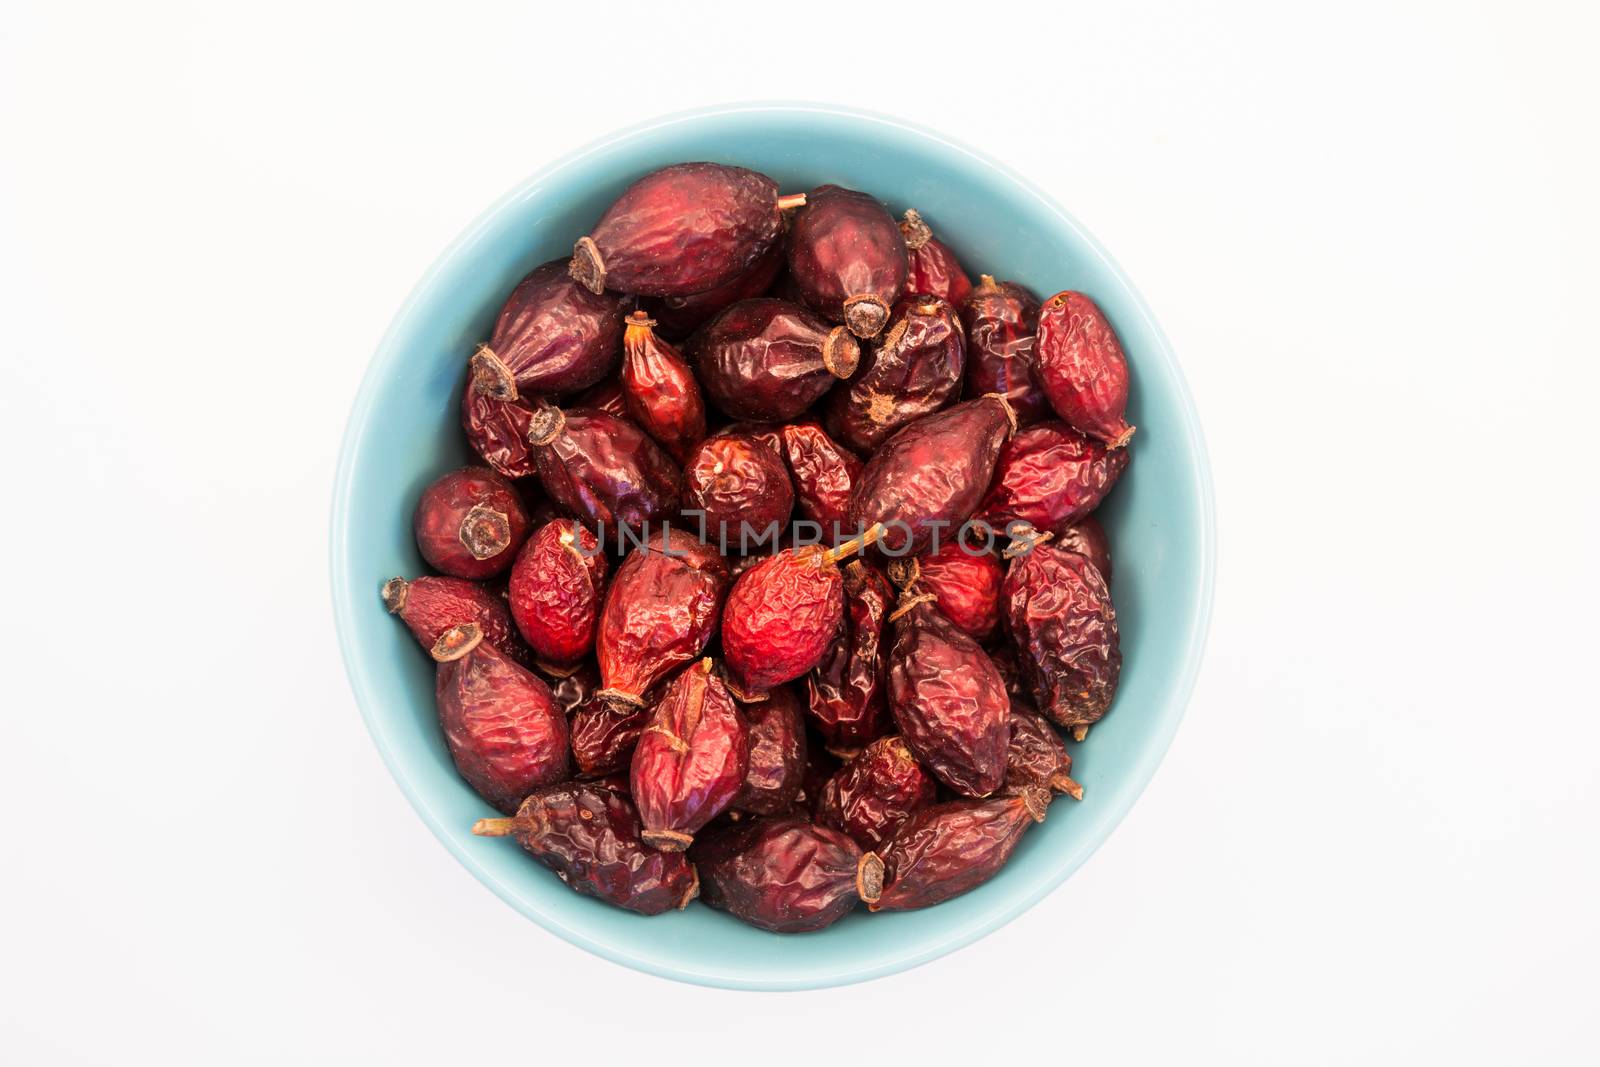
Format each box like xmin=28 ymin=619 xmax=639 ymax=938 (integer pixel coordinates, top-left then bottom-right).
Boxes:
xmin=331 ymin=105 xmax=1214 ymax=990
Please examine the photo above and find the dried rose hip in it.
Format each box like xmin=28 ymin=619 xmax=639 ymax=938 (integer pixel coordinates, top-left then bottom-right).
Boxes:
xmin=688 ymin=298 xmax=859 ymax=422
xmin=1005 ymin=705 xmax=1083 ymax=799
xmin=619 ymin=311 xmax=707 ymax=464
xmin=569 ymin=692 xmax=650 ymax=777
xmin=1002 ymin=531 xmax=1122 ymax=738
xmin=1035 ymin=290 xmax=1135 ymax=447
xmin=545 ymin=660 xmax=599 ymax=716
xmin=899 ymin=210 xmax=972 ymax=309
xmin=887 ymin=540 xmax=1003 ymax=642
xmin=787 ymin=185 xmax=908 ymax=339
xmin=639 ymin=238 xmax=786 ymax=340
xmin=721 ymin=525 xmax=884 ymax=695
xmin=431 ymin=624 xmax=569 ymax=813
xmin=681 ymin=432 xmax=794 ymax=551
xmin=507 ymin=520 xmax=607 ymax=673
xmin=630 ymin=659 xmax=749 ymax=850
xmin=461 ymin=354 xmax=541 ymax=478
xmin=871 ymin=788 xmax=1048 ymax=911
xmin=382 ymin=575 xmax=535 ymax=668
xmin=574 ymin=377 xmax=628 ymax=419
xmin=731 ymin=685 xmax=808 ymax=815
xmin=596 ymin=527 xmax=728 ymax=708
xmin=806 ymin=560 xmax=893 ymax=754
xmin=779 ymin=420 xmax=861 ymax=541
xmin=886 ymin=586 xmax=1011 ymax=797
xmin=1058 ymin=515 xmax=1113 ymax=586
xmin=960 ymin=275 xmax=1049 ymax=425
xmin=413 ymin=467 xmax=530 ymax=580
xmin=570 ymin=162 xmax=800 ymax=297
xmin=815 ymin=735 xmax=938 ymax=850
xmin=526 ymin=404 xmax=681 ymax=532
xmin=475 ymin=260 xmax=625 ymax=397
xmin=472 ymin=781 xmax=698 ymax=915
xmin=693 ymin=816 xmax=882 ymax=932
xmin=976 ymin=421 xmax=1128 ymax=537
xmin=823 ymin=295 xmax=966 ymax=453
xmin=848 ymin=393 xmax=1015 ymax=557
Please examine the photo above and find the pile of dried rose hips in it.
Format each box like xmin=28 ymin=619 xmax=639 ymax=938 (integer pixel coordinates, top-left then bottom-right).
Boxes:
xmin=382 ymin=162 xmax=1133 ymax=933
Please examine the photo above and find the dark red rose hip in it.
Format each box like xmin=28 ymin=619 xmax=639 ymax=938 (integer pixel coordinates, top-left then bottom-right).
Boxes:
xmin=1035 ymin=290 xmax=1135 ymax=447
xmin=545 ymin=660 xmax=600 ymax=716
xmin=1057 ymin=515 xmax=1114 ymax=586
xmin=472 ymin=781 xmax=698 ymax=915
xmin=779 ymin=420 xmax=862 ymax=542
xmin=431 ymin=624 xmax=569 ymax=814
xmin=787 ymin=184 xmax=908 ymax=339
xmin=413 ymin=467 xmax=530 ymax=580
xmin=382 ymin=575 xmax=534 ymax=668
xmin=526 ymin=404 xmax=682 ymax=532
xmin=805 ymin=560 xmax=894 ymax=754
xmin=461 ymin=353 xmax=542 ymax=478
xmin=887 ymin=540 xmax=1004 ymax=643
xmin=816 ymin=735 xmax=938 ymax=850
xmin=681 ymin=432 xmax=794 ymax=551
xmin=507 ymin=520 xmax=607 ymax=673
xmin=639 ymin=238 xmax=787 ymax=340
xmin=899 ymin=209 xmax=972 ymax=309
xmin=688 ymin=298 xmax=859 ymax=422
xmin=475 ymin=260 xmax=625 ymax=397
xmin=871 ymin=788 xmax=1048 ymax=911
xmin=823 ymin=295 xmax=966 ymax=453
xmin=573 ymin=377 xmax=629 ymax=419
xmin=620 ymin=311 xmax=707 ymax=464
xmin=570 ymin=162 xmax=800 ymax=297
xmin=1005 ymin=705 xmax=1083 ymax=799
xmin=630 ymin=659 xmax=749 ymax=850
xmin=731 ymin=685 xmax=808 ymax=816
xmin=962 ymin=275 xmax=1049 ymax=425
xmin=569 ymin=692 xmax=651 ymax=777
xmin=693 ymin=816 xmax=882 ymax=932
xmin=977 ymin=421 xmax=1128 ymax=537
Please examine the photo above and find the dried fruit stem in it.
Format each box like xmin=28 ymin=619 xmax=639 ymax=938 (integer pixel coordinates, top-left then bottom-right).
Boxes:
xmin=899 ymin=208 xmax=932 ymax=250
xmin=885 ymin=557 xmax=920 ymax=589
xmin=1072 ymin=725 xmax=1090 ymax=742
xmin=459 ymin=504 xmax=512 ymax=559
xmin=843 ymin=294 xmax=890 ymax=339
xmin=821 ymin=326 xmax=862 ymax=378
xmin=431 ymin=623 xmax=484 ymax=662
xmin=472 ymin=815 xmax=537 ymax=837
xmin=887 ymin=591 xmax=938 ymax=623
xmin=470 ymin=346 xmax=519 ymax=402
xmin=825 ymin=523 xmax=886 ymax=564
xmin=526 ymin=402 xmax=566 ymax=446
xmin=776 ymin=193 xmax=808 ymax=211
xmin=381 ymin=577 xmax=409 ymax=614
xmin=857 ymin=852 xmax=885 ymax=905
xmin=642 ymin=828 xmax=694 ymax=852
xmin=1002 ymin=526 xmax=1055 ymax=559
xmin=1049 ymin=770 xmax=1085 ymax=800
xmin=569 ymin=236 xmax=606 ymax=295
xmin=597 ymin=687 xmax=647 ymax=709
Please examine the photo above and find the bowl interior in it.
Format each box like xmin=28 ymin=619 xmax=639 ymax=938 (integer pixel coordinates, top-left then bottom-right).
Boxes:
xmin=331 ymin=105 xmax=1213 ymax=990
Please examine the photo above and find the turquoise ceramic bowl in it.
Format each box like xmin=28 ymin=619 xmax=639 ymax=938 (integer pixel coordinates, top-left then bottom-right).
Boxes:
xmin=331 ymin=103 xmax=1214 ymax=990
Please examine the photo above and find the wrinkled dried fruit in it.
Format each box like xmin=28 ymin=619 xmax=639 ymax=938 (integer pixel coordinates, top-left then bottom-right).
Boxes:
xmin=693 ymin=816 xmax=881 ymax=932
xmin=787 ymin=185 xmax=908 ymax=338
xmin=806 ymin=560 xmax=893 ymax=753
xmin=824 ymin=295 xmax=966 ymax=453
xmin=721 ymin=525 xmax=884 ymax=695
xmin=688 ymin=298 xmax=859 ymax=421
xmin=961 ymin=275 xmax=1049 ymax=425
xmin=886 ymin=586 xmax=1011 ymax=797
xmin=630 ymin=659 xmax=749 ymax=850
xmin=475 ymin=260 xmax=625 ymax=396
xmin=1003 ymin=532 xmax=1122 ymax=735
xmin=413 ymin=467 xmax=530 ymax=579
xmin=977 ymin=421 xmax=1128 ymax=537
xmin=507 ymin=520 xmax=607 ymax=672
xmin=620 ymin=311 xmax=707 ymax=464
xmin=569 ymin=693 xmax=650 ymax=777
xmin=545 ymin=660 xmax=599 ymax=715
xmin=473 ymin=781 xmax=698 ymax=915
xmin=382 ymin=575 xmax=535 ymax=668
xmin=640 ymin=238 xmax=787 ymax=340
xmin=1058 ymin=515 xmax=1113 ymax=586
xmin=1035 ymin=290 xmax=1135 ymax=447
xmin=871 ymin=788 xmax=1048 ymax=911
xmin=848 ymin=394 xmax=1015 ymax=556
xmin=779 ymin=421 xmax=861 ymax=542
xmin=431 ymin=624 xmax=569 ymax=813
xmin=570 ymin=162 xmax=797 ymax=297
xmin=682 ymin=432 xmax=794 ymax=551
xmin=1005 ymin=705 xmax=1083 ymax=799
xmin=596 ymin=527 xmax=728 ymax=708
xmin=526 ymin=404 xmax=682 ymax=533
xmin=816 ymin=736 xmax=938 ymax=850
xmin=887 ymin=540 xmax=1003 ymax=642
xmin=462 ymin=356 xmax=542 ymax=478
xmin=574 ymin=377 xmax=628 ymax=419
xmin=731 ymin=685 xmax=808 ymax=815
xmin=899 ymin=209 xmax=972 ymax=309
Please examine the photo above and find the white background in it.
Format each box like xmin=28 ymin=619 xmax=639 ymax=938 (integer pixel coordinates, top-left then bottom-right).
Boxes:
xmin=3 ymin=1 xmax=1597 ymax=1063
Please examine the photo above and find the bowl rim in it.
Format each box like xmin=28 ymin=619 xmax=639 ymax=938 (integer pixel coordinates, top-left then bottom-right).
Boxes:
xmin=329 ymin=100 xmax=1216 ymax=990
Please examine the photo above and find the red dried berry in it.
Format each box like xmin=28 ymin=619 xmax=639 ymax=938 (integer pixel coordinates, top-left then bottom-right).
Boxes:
xmin=475 ymin=260 xmax=625 ymax=397
xmin=596 ymin=528 xmax=729 ymax=708
xmin=630 ymin=659 xmax=749 ymax=850
xmin=693 ymin=816 xmax=882 ymax=932
xmin=899 ymin=210 xmax=972 ymax=309
xmin=823 ymin=295 xmax=966 ymax=453
xmin=570 ymin=162 xmax=798 ymax=297
xmin=688 ymin=298 xmax=859 ymax=421
xmin=412 ymin=467 xmax=530 ymax=580
xmin=731 ymin=685 xmax=809 ymax=816
xmin=871 ymin=788 xmax=1048 ymax=911
xmin=1035 ymin=290 xmax=1135 ymax=447
xmin=507 ymin=520 xmax=607 ymax=673
xmin=619 ymin=311 xmax=707 ymax=464
xmin=778 ymin=421 xmax=862 ymax=542
xmin=525 ymin=404 xmax=682 ymax=532
xmin=848 ymin=394 xmax=1016 ymax=557
xmin=381 ymin=575 xmax=535 ymax=668
xmin=886 ymin=587 xmax=1011 ymax=797
xmin=1004 ymin=705 xmax=1083 ymax=799
xmin=569 ymin=692 xmax=650 ymax=778
xmin=805 ymin=560 xmax=894 ymax=754
xmin=815 ymin=735 xmax=938 ymax=850
xmin=721 ymin=525 xmax=885 ymax=695
xmin=639 ymin=238 xmax=787 ymax=340
xmin=1057 ymin=515 xmax=1113 ymax=586
xmin=1002 ymin=532 xmax=1122 ymax=737
xmin=681 ymin=432 xmax=794 ymax=551
xmin=430 ymin=624 xmax=569 ymax=814
xmin=573 ymin=377 xmax=629 ymax=419
xmin=461 ymin=352 xmax=541 ymax=478
xmin=472 ymin=781 xmax=698 ymax=915
xmin=887 ymin=540 xmax=1004 ymax=642
xmin=961 ymin=275 xmax=1049 ymax=425
xmin=977 ymin=421 xmax=1129 ymax=537
xmin=787 ymin=185 xmax=908 ymax=339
